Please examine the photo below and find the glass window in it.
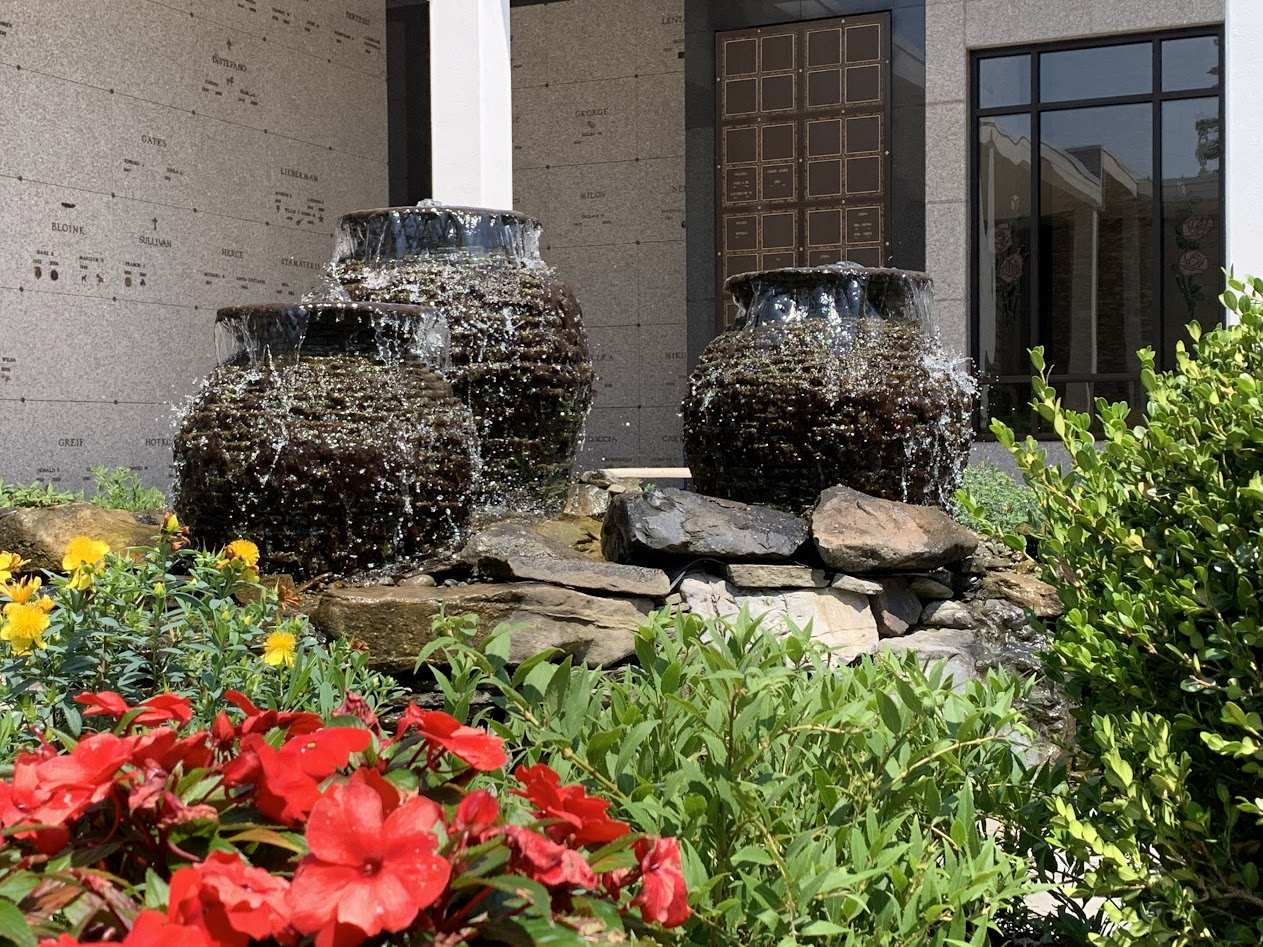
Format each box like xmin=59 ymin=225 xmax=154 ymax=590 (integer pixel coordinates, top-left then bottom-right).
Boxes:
xmin=1040 ymin=42 xmax=1152 ymax=102
xmin=1162 ymin=97 xmax=1223 ymax=361
xmin=1162 ymin=36 xmax=1220 ymax=92
xmin=979 ymin=55 xmax=1030 ymax=109
xmin=972 ymin=31 xmax=1224 ymax=436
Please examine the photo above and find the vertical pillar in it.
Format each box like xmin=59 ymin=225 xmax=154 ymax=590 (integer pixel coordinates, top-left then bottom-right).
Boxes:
xmin=429 ymin=0 xmax=513 ymax=208
xmin=1225 ymin=0 xmax=1263 ymax=309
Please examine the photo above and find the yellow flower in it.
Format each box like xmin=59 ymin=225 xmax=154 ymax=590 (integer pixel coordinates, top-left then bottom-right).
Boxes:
xmin=162 ymin=512 xmax=181 ymax=532
xmin=220 ymin=539 xmax=260 ymax=569
xmin=1 ymin=602 xmax=51 ymax=655
xmin=3 ymin=576 xmax=51 ymax=610
xmin=262 ymin=630 xmax=297 ymax=668
xmin=62 ymin=536 xmax=110 ymax=572
xmin=0 ymin=551 xmax=28 ymax=584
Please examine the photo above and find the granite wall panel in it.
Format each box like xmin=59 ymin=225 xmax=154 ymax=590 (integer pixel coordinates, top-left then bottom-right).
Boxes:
xmin=511 ymin=0 xmax=687 ymax=469
xmin=0 ymin=0 xmax=388 ymax=488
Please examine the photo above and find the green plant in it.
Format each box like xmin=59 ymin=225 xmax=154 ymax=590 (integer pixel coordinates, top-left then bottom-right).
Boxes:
xmin=953 ymin=462 xmax=1043 ymax=538
xmin=88 ymin=465 xmax=167 ymax=511
xmin=421 ymin=609 xmax=1063 ymax=947
xmin=993 ymin=274 xmax=1263 ymax=944
xmin=0 ymin=478 xmax=77 ymax=508
xmin=0 ymin=534 xmax=401 ymax=757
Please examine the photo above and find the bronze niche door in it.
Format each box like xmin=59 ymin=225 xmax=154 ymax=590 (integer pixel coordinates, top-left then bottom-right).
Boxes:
xmin=715 ymin=14 xmax=891 ymax=327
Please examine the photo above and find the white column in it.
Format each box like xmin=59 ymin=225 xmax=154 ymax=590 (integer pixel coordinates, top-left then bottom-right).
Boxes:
xmin=429 ymin=0 xmax=513 ymax=209
xmin=1225 ymin=0 xmax=1263 ymax=306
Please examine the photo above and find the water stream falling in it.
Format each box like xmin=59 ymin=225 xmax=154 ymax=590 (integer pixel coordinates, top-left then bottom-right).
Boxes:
xmin=683 ymin=263 xmax=975 ymax=511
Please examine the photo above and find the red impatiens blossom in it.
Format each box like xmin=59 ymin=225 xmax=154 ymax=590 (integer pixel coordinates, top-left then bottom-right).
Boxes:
xmin=504 ymin=825 xmax=597 ymax=889
xmin=630 ymin=837 xmax=690 ymax=928
xmin=287 ymin=777 xmax=451 ymax=947
xmin=453 ymin=789 xmax=499 ymax=838
xmin=223 ymin=690 xmax=322 ymax=738
xmin=38 ymin=910 xmax=215 ymax=947
xmin=513 ymin=763 xmax=630 ymax=846
xmin=75 ymin=692 xmax=193 ymax=727
xmin=333 ymin=693 xmax=380 ymax=732
xmin=395 ymin=706 xmax=507 ymax=772
xmin=129 ymin=727 xmax=214 ymax=772
xmin=282 ymin=727 xmax=373 ymax=780
xmin=167 ymin=851 xmax=292 ymax=947
xmin=231 ymin=727 xmax=372 ymax=825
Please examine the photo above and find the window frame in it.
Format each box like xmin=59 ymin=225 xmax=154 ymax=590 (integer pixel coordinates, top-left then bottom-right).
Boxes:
xmin=968 ymin=26 xmax=1225 ymax=436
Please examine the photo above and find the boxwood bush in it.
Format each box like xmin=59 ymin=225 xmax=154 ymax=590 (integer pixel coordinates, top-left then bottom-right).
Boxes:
xmin=993 ymin=275 xmax=1263 ymax=944
xmin=423 ymin=610 xmax=1063 ymax=947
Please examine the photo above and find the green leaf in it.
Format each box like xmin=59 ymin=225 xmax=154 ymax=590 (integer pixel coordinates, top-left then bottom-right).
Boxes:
xmin=0 ymin=900 xmax=36 ymax=947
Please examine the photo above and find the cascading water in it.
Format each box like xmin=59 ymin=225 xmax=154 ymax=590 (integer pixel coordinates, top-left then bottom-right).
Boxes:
xmin=328 ymin=201 xmax=593 ymax=516
xmin=682 ymin=263 xmax=975 ymax=511
xmin=173 ymin=302 xmax=479 ymax=576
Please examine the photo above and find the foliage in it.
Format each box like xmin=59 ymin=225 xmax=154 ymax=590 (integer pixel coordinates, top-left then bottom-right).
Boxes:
xmin=0 ymin=691 xmax=689 ymax=946
xmin=952 ymin=462 xmax=1043 ymax=538
xmin=0 ymin=525 xmax=399 ymax=759
xmin=0 ymin=467 xmax=165 ymax=512
xmin=88 ymin=466 xmax=167 ymax=512
xmin=0 ymin=479 xmax=77 ymax=509
xmin=421 ymin=609 xmax=1062 ymax=947
xmin=992 ymin=275 xmax=1263 ymax=944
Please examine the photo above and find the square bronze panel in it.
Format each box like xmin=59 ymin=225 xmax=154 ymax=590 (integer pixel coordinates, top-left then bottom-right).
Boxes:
xmin=845 ymin=155 xmax=881 ymax=195
xmin=846 ymin=65 xmax=881 ymax=104
xmin=761 ymin=251 xmax=796 ymax=269
xmin=806 ymin=27 xmax=841 ymax=67
xmin=725 ymin=125 xmax=758 ymax=164
xmin=845 ymin=24 xmax=881 ymax=63
xmin=761 ymin=33 xmax=795 ymax=72
xmin=807 ymin=159 xmax=843 ymax=198
xmin=725 ymin=214 xmax=759 ymax=252
xmin=762 ymin=211 xmax=796 ymax=249
xmin=807 ymin=69 xmax=842 ymax=109
xmin=724 ymin=78 xmax=758 ymax=116
xmin=845 ymin=245 xmax=883 ymax=267
xmin=724 ymin=166 xmax=758 ymax=203
xmin=760 ymin=73 xmax=795 ymax=112
xmin=762 ymin=163 xmax=796 ymax=201
xmin=808 ymin=208 xmax=842 ymax=247
xmin=845 ymin=114 xmax=881 ymax=154
xmin=807 ymin=248 xmax=844 ymax=266
xmin=808 ymin=119 xmax=843 ymax=157
xmin=846 ymin=206 xmax=882 ymax=244
xmin=761 ymin=123 xmax=796 ymax=161
xmin=725 ymin=253 xmax=759 ymax=277
xmin=724 ymin=38 xmax=758 ymax=76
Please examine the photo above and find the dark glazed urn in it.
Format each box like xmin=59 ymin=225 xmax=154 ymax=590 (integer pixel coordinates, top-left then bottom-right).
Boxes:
xmin=331 ymin=202 xmax=594 ymax=515
xmin=174 ymin=302 xmax=479 ymax=577
xmin=682 ymin=264 xmax=974 ymax=512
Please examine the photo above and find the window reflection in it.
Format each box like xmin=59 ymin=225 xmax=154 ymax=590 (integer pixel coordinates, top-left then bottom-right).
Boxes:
xmin=1040 ymin=43 xmax=1151 ymax=102
xmin=979 ymin=55 xmax=1030 ymax=109
xmin=1162 ymin=36 xmax=1220 ymax=92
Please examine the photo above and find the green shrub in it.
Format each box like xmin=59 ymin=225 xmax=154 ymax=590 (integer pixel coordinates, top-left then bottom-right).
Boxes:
xmin=422 ymin=610 xmax=1062 ymax=947
xmin=953 ymin=462 xmax=1043 ymax=538
xmin=0 ymin=478 xmax=77 ymax=508
xmin=0 ymin=534 xmax=401 ymax=756
xmin=88 ymin=464 xmax=167 ymax=511
xmin=994 ymin=276 xmax=1263 ymax=944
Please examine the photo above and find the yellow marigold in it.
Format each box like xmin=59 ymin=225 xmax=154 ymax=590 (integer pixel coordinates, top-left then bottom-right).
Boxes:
xmin=262 ymin=630 xmax=297 ymax=668
xmin=0 ymin=551 xmax=28 ymax=584
xmin=1 ymin=602 xmax=51 ymax=655
xmin=62 ymin=536 xmax=110 ymax=572
xmin=221 ymin=539 xmax=260 ymax=569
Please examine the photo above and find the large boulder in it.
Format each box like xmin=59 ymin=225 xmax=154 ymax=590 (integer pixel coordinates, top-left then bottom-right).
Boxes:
xmin=872 ymin=577 xmax=922 ymax=638
xmin=679 ymin=573 xmax=878 ymax=661
xmin=726 ymin=564 xmax=826 ymax=589
xmin=603 ymin=488 xmax=808 ymax=564
xmin=979 ymin=569 xmax=1063 ymax=619
xmin=460 ymin=520 xmax=669 ymax=597
xmin=315 ymin=582 xmax=653 ymax=671
xmin=878 ymin=628 xmax=981 ymax=687
xmin=0 ymin=503 xmax=163 ymax=571
xmin=811 ymin=486 xmax=978 ymax=573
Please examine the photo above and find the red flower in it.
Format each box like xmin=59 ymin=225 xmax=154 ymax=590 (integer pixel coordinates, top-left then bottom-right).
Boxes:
xmin=74 ymin=692 xmax=192 ymax=727
xmin=281 ymin=727 xmax=373 ymax=780
xmin=630 ymin=837 xmax=690 ymax=928
xmin=396 ymin=706 xmax=506 ymax=772
xmin=224 ymin=690 xmax=322 ymax=737
xmin=167 ymin=851 xmax=292 ymax=947
xmin=248 ymin=740 xmax=323 ymax=826
xmin=129 ymin=728 xmax=213 ymax=772
xmin=454 ymin=789 xmax=499 ymax=838
xmin=38 ymin=911 xmax=215 ymax=947
xmin=513 ymin=764 xmax=629 ymax=846
xmin=288 ymin=779 xmax=450 ymax=945
xmin=334 ymin=693 xmax=380 ymax=732
xmin=505 ymin=825 xmax=596 ymax=889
